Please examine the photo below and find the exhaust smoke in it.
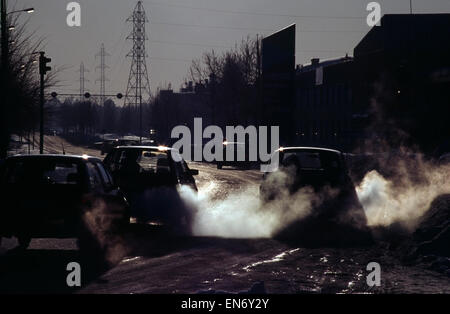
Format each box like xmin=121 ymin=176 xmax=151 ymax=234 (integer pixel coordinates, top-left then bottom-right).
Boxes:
xmin=355 ymin=157 xmax=450 ymax=232
xmin=178 ymin=170 xmax=333 ymax=239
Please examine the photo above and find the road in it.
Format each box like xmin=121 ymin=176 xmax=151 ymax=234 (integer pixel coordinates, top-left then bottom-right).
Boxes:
xmin=1 ymin=161 xmax=449 ymax=294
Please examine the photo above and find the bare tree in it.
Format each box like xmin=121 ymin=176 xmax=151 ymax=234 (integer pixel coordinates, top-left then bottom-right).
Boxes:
xmin=1 ymin=12 xmax=58 ymax=156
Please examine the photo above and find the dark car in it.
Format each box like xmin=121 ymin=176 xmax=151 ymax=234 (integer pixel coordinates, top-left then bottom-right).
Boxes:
xmin=0 ymin=155 xmax=129 ymax=251
xmin=216 ymin=141 xmax=251 ymax=170
xmin=101 ymin=138 xmax=140 ymax=155
xmin=260 ymin=147 xmax=369 ymax=244
xmin=103 ymin=146 xmax=199 ymax=230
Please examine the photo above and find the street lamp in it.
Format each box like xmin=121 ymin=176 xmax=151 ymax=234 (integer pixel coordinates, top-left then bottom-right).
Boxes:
xmin=1 ymin=1 xmax=35 ymax=69
xmin=7 ymin=7 xmax=34 ymax=15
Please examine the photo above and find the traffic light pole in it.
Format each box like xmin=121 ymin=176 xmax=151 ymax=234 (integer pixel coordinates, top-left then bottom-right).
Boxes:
xmin=39 ymin=69 xmax=44 ymax=154
xmin=39 ymin=51 xmax=51 ymax=154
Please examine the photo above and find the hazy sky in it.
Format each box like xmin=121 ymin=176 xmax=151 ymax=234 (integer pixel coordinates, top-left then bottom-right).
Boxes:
xmin=9 ymin=0 xmax=450 ymax=101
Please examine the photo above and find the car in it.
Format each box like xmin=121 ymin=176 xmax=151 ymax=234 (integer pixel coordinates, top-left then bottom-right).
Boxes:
xmin=260 ymin=147 xmax=369 ymax=244
xmin=0 ymin=154 xmax=130 ymax=252
xmin=103 ymin=146 xmax=199 ymax=230
xmin=100 ymin=138 xmax=140 ymax=155
xmin=216 ymin=141 xmax=251 ymax=170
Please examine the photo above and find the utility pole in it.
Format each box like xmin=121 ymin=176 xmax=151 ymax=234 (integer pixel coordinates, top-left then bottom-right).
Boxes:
xmin=39 ymin=52 xmax=51 ymax=154
xmin=124 ymin=1 xmax=151 ymax=143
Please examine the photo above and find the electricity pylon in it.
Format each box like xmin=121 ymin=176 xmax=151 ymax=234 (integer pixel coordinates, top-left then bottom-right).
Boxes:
xmin=96 ymin=43 xmax=110 ymax=107
xmin=79 ymin=62 xmax=89 ymax=100
xmin=124 ymin=1 xmax=151 ymax=141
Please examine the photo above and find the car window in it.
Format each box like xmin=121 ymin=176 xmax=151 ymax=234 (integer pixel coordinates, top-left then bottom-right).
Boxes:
xmin=281 ymin=151 xmax=341 ymax=170
xmin=44 ymin=163 xmax=80 ymax=184
xmin=86 ymin=162 xmax=103 ymax=191
xmin=111 ymin=149 xmax=123 ymax=164
xmin=137 ymin=150 xmax=171 ymax=173
xmin=95 ymin=162 xmax=112 ymax=187
xmin=104 ymin=150 xmax=115 ymax=165
xmin=6 ymin=160 xmax=80 ymax=185
xmin=282 ymin=152 xmax=322 ymax=169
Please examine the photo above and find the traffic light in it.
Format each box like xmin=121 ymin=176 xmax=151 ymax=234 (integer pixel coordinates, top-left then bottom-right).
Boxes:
xmin=39 ymin=52 xmax=51 ymax=75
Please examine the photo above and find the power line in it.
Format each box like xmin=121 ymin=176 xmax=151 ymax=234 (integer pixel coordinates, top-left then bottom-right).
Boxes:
xmin=150 ymin=21 xmax=368 ymax=33
xmin=149 ymin=56 xmax=192 ymax=62
xmin=151 ymin=21 xmax=273 ymax=32
xmin=147 ymin=1 xmax=365 ymax=20
xmin=297 ymin=49 xmax=350 ymax=53
xmin=150 ymin=39 xmax=231 ymax=49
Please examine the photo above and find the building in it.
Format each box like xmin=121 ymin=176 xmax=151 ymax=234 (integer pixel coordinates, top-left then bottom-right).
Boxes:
xmin=262 ymin=24 xmax=296 ymax=145
xmin=293 ymin=55 xmax=355 ymax=150
xmin=292 ymin=14 xmax=450 ymax=153
xmin=353 ymin=13 xmax=450 ymax=153
xmin=151 ymin=82 xmax=212 ymax=144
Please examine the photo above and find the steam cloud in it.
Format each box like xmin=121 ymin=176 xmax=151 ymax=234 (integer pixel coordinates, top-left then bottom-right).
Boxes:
xmin=181 ymin=154 xmax=450 ymax=240
xmin=178 ymin=169 xmax=329 ymax=238
xmin=82 ymin=196 xmax=130 ymax=265
xmin=355 ymin=157 xmax=450 ymax=232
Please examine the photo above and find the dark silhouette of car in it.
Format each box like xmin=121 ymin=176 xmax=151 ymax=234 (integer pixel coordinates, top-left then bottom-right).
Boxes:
xmin=0 ymin=154 xmax=129 ymax=252
xmin=260 ymin=147 xmax=370 ymax=245
xmin=103 ymin=146 xmax=199 ymax=231
xmin=216 ymin=141 xmax=251 ymax=170
xmin=100 ymin=138 xmax=140 ymax=155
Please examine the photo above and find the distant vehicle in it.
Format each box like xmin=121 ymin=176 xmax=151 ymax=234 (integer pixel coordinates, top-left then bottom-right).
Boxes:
xmin=101 ymin=138 xmax=140 ymax=155
xmin=0 ymin=155 xmax=129 ymax=252
xmin=103 ymin=146 xmax=199 ymax=230
xmin=260 ymin=147 xmax=368 ymax=241
xmin=216 ymin=141 xmax=251 ymax=170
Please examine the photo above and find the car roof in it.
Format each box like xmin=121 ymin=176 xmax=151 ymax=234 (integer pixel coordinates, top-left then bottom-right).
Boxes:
xmin=7 ymin=154 xmax=102 ymax=163
xmin=278 ymin=147 xmax=342 ymax=154
xmin=114 ymin=145 xmax=175 ymax=152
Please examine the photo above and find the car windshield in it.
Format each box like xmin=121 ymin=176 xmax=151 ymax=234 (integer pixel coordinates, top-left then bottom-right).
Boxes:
xmin=118 ymin=149 xmax=171 ymax=173
xmin=138 ymin=150 xmax=170 ymax=172
xmin=281 ymin=151 xmax=341 ymax=171
xmin=5 ymin=159 xmax=81 ymax=185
